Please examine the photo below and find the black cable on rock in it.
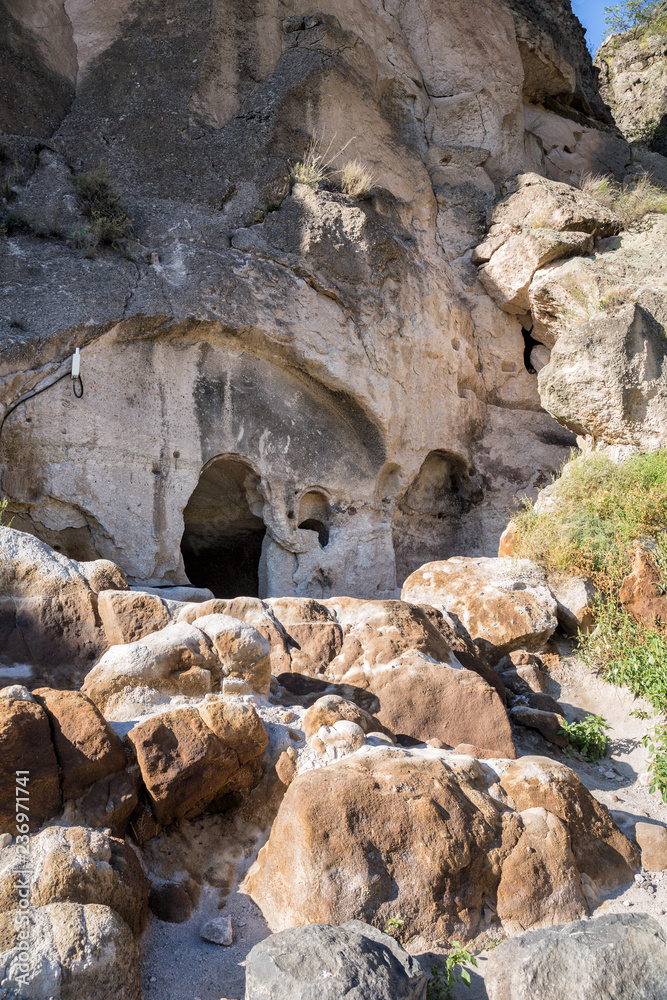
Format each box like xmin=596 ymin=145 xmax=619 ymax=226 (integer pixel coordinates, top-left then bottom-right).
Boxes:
xmin=0 ymin=366 xmax=84 ymax=439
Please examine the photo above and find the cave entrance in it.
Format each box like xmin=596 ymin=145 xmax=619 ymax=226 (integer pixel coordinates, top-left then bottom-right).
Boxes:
xmin=180 ymin=457 xmax=266 ymax=598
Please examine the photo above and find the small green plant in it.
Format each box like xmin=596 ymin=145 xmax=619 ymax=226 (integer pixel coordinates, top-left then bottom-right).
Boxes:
xmin=385 ymin=915 xmax=404 ymax=938
xmin=0 ymin=498 xmax=14 ymax=527
xmin=559 ymin=714 xmax=611 ymax=761
xmin=72 ymin=165 xmax=133 ymax=246
xmin=630 ymin=707 xmax=651 ymax=719
xmin=642 ymin=725 xmax=667 ymax=802
xmin=340 ymin=159 xmax=375 ymax=199
xmin=427 ymin=942 xmax=478 ymax=1000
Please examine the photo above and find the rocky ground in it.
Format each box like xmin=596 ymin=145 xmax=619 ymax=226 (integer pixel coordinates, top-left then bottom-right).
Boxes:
xmin=132 ymin=638 xmax=667 ymax=1000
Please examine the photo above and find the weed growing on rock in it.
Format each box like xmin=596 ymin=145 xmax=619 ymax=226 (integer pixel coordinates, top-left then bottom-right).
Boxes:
xmin=581 ymin=172 xmax=667 ymax=228
xmin=385 ymin=915 xmax=404 ymax=938
xmin=559 ymin=713 xmax=611 ymax=761
xmin=642 ymin=724 xmax=667 ymax=802
xmin=340 ymin=159 xmax=375 ymax=199
xmin=72 ymin=165 xmax=133 ymax=247
xmin=292 ymin=140 xmax=328 ymax=188
xmin=427 ymin=942 xmax=477 ymax=1000
xmin=0 ymin=498 xmax=13 ymax=526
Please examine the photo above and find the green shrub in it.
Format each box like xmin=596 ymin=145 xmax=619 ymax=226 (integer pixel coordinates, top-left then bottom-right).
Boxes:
xmin=579 ymin=599 xmax=667 ymax=712
xmin=72 ymin=165 xmax=133 ymax=246
xmin=515 ymin=449 xmax=667 ymax=721
xmin=427 ymin=942 xmax=478 ymax=1000
xmin=605 ymin=0 xmax=667 ymax=35
xmin=514 ymin=449 xmax=667 ymax=593
xmin=559 ymin=713 xmax=611 ymax=761
xmin=643 ymin=724 xmax=667 ymax=802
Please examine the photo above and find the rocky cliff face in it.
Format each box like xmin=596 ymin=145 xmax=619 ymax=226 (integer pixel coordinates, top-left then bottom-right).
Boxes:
xmin=596 ymin=5 xmax=667 ymax=157
xmin=0 ymin=0 xmax=631 ymax=599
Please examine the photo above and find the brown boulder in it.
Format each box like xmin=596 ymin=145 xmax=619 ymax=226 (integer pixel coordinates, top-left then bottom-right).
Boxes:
xmin=324 ymin=602 xmax=514 ymax=756
xmin=244 ymin=746 xmax=518 ymax=945
xmin=510 ymin=706 xmax=568 ymax=748
xmin=268 ymin=597 xmax=344 ymax=675
xmin=97 ymin=589 xmax=171 ymax=646
xmin=198 ymin=698 xmax=269 ymax=764
xmin=619 ymin=547 xmax=667 ymax=625
xmin=0 ymin=693 xmax=60 ymax=834
xmin=0 ymin=825 xmax=148 ymax=935
xmin=32 ymin=688 xmax=126 ymax=801
xmin=496 ymin=807 xmax=588 ymax=933
xmin=498 ymin=756 xmax=639 ymax=890
xmin=244 ymin=747 xmax=638 ymax=947
xmin=79 ymin=769 xmax=139 ymax=835
xmin=498 ymin=521 xmax=518 ymax=557
xmin=346 ymin=648 xmax=515 ymax=756
xmin=303 ymin=695 xmax=393 ymax=740
xmin=127 ymin=708 xmax=239 ymax=825
xmin=402 ymin=558 xmax=558 ymax=663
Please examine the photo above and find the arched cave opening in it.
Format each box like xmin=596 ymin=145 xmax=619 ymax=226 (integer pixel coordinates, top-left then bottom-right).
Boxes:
xmin=392 ymin=450 xmax=483 ymax=585
xmin=297 ymin=490 xmax=330 ymax=547
xmin=180 ymin=457 xmax=266 ymax=598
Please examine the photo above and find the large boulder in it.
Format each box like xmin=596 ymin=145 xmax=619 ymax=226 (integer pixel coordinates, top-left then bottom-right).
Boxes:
xmin=245 ymin=921 xmax=427 ymax=1000
xmin=0 ymin=688 xmax=60 ymax=834
xmin=401 ymin=557 xmax=558 ymax=662
xmin=81 ymin=620 xmax=219 ymax=711
xmin=267 ymin=598 xmax=344 ymax=675
xmin=0 ymin=825 xmax=148 ymax=934
xmin=322 ymin=600 xmax=514 ymax=756
xmin=485 ymin=913 xmax=667 ymax=1000
xmin=496 ymin=756 xmax=639 ymax=891
xmin=126 ymin=707 xmax=240 ymax=825
xmin=477 ymin=228 xmax=594 ymax=315
xmin=97 ymin=588 xmax=172 ymax=646
xmin=0 ymin=526 xmax=127 ymax=684
xmin=538 ymin=298 xmax=667 ymax=449
xmin=32 ymin=687 xmax=126 ymax=801
xmin=487 ymin=172 xmax=619 ymax=237
xmin=243 ymin=745 xmax=637 ymax=947
xmin=0 ymin=902 xmax=142 ymax=1000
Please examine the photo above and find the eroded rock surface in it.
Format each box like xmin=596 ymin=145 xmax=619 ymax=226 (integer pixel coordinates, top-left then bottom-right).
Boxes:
xmin=244 ymin=745 xmax=637 ymax=948
xmin=485 ymin=913 xmax=667 ymax=1000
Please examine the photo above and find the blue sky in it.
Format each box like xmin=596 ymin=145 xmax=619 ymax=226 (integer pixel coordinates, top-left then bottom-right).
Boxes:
xmin=572 ymin=0 xmax=609 ymax=54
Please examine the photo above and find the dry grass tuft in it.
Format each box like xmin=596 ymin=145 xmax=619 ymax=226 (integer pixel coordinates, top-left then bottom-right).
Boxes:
xmin=580 ymin=171 xmax=667 ymax=228
xmin=339 ymin=159 xmax=375 ymax=199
